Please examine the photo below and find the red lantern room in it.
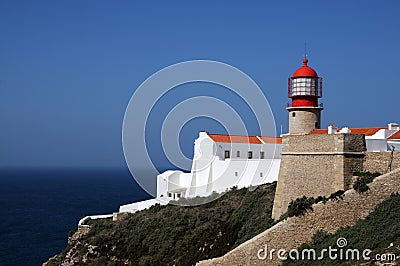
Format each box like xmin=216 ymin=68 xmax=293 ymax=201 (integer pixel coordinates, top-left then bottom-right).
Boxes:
xmin=288 ymin=58 xmax=322 ymax=107
xmin=286 ymin=57 xmax=323 ymax=134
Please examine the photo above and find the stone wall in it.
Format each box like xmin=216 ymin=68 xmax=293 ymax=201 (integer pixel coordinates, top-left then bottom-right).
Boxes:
xmin=271 ymin=134 xmax=365 ymax=219
xmin=113 ymin=212 xmax=128 ymax=221
xmin=363 ymin=151 xmax=400 ymax=173
xmin=197 ymin=168 xmax=400 ymax=266
xmin=288 ymin=107 xmax=322 ymax=134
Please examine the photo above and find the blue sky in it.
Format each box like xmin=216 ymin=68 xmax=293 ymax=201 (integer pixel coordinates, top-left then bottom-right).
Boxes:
xmin=1 ymin=1 xmax=400 ymax=168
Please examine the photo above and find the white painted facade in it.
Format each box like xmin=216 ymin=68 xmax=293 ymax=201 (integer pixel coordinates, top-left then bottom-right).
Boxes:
xmin=366 ymin=124 xmax=400 ymax=151
xmin=155 ymin=132 xmax=281 ymax=200
xmin=119 ymin=131 xmax=282 ymax=213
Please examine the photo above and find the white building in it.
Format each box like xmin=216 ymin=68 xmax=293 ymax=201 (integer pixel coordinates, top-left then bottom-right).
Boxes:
xmin=156 ymin=132 xmax=282 ymax=200
xmin=118 ymin=132 xmax=282 ymax=213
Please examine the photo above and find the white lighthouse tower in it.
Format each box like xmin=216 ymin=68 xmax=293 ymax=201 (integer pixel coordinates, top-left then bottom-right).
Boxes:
xmin=287 ymin=58 xmax=323 ymax=134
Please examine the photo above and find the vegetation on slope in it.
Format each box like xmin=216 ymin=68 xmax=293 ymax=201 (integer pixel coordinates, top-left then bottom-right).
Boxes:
xmin=48 ymin=183 xmax=277 ymax=266
xmin=353 ymin=171 xmax=381 ymax=194
xmin=280 ymin=171 xmax=381 ymax=220
xmin=280 ymin=190 xmax=345 ymax=220
xmin=282 ymin=192 xmax=400 ymax=266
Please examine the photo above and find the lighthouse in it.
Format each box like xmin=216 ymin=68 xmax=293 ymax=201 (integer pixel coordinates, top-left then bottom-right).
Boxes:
xmin=287 ymin=58 xmax=323 ymax=134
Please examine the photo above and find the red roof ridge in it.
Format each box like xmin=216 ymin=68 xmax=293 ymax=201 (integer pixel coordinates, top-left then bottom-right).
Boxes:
xmin=207 ymin=133 xmax=281 ymax=144
xmin=207 ymin=133 xmax=258 ymax=137
xmin=259 ymin=136 xmax=283 ymax=144
xmin=309 ymin=127 xmax=387 ymax=136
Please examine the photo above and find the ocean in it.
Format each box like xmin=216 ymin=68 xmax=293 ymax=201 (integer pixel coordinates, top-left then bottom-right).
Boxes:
xmin=0 ymin=168 xmax=151 ymax=266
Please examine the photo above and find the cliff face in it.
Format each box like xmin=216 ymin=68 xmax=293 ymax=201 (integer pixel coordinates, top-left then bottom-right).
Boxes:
xmin=44 ymin=183 xmax=277 ymax=266
xmin=45 ymin=166 xmax=400 ymax=266
xmin=43 ymin=226 xmax=97 ymax=266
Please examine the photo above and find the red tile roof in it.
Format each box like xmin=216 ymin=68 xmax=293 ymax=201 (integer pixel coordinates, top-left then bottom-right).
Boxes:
xmin=388 ymin=131 xmax=400 ymax=140
xmin=308 ymin=129 xmax=328 ymax=135
xmin=208 ymin=134 xmax=262 ymax=144
xmin=309 ymin=127 xmax=385 ymax=136
xmin=349 ymin=127 xmax=385 ymax=136
xmin=259 ymin=136 xmax=283 ymax=144
xmin=207 ymin=134 xmax=282 ymax=144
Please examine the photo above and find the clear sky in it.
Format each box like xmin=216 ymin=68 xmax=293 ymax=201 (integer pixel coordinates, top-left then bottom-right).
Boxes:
xmin=1 ymin=1 xmax=400 ymax=169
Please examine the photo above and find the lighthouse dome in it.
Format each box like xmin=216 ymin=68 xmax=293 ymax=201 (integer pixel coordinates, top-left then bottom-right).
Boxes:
xmin=292 ymin=58 xmax=318 ymax=78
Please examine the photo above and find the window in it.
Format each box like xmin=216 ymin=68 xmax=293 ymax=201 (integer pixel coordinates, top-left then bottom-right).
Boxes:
xmin=235 ymin=172 xmax=238 ymax=177
xmin=260 ymin=151 xmax=265 ymax=159
xmin=292 ymin=112 xmax=296 ymax=117
xmin=236 ymin=151 xmax=240 ymax=157
xmin=177 ymin=193 xmax=181 ymax=198
xmin=315 ymin=121 xmax=319 ymax=128
xmin=224 ymin=150 xmax=230 ymax=159
xmin=291 ymin=77 xmax=318 ymax=96
xmin=260 ymin=172 xmax=263 ymax=177
xmin=248 ymin=151 xmax=253 ymax=159
xmin=168 ymin=192 xmax=172 ymax=197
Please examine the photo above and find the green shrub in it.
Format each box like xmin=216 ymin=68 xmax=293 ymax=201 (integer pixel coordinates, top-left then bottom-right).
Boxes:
xmin=328 ymin=190 xmax=344 ymax=201
xmin=353 ymin=177 xmax=370 ymax=193
xmin=283 ymin=190 xmax=345 ymax=220
xmin=353 ymin=171 xmax=381 ymax=181
xmin=287 ymin=196 xmax=316 ymax=217
xmin=353 ymin=172 xmax=381 ymax=194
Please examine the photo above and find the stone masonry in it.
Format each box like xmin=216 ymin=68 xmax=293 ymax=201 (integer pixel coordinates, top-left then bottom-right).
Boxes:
xmin=271 ymin=133 xmax=366 ymax=220
xmin=363 ymin=151 xmax=400 ymax=174
xmin=287 ymin=107 xmax=322 ymax=134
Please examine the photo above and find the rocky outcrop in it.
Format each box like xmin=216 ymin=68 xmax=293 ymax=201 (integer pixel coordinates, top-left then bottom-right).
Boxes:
xmin=43 ymin=184 xmax=277 ymax=265
xmin=43 ymin=225 xmax=95 ymax=266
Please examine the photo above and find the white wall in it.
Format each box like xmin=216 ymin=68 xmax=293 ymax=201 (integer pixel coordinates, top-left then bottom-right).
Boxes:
xmin=157 ymin=132 xmax=282 ymax=199
xmin=366 ymin=139 xmax=389 ymax=152
xmin=365 ymin=128 xmax=400 ymax=152
xmin=119 ymin=198 xmax=170 ymax=213
xmin=212 ymin=141 xmax=281 ymax=160
xmin=369 ymin=129 xmax=398 ymax=139
xmin=208 ymin=158 xmax=280 ymax=193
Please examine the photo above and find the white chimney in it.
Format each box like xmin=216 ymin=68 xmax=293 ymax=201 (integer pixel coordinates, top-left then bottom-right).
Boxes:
xmin=328 ymin=125 xmax=337 ymax=134
xmin=339 ymin=127 xmax=351 ymax=134
xmin=388 ymin=123 xmax=399 ymax=131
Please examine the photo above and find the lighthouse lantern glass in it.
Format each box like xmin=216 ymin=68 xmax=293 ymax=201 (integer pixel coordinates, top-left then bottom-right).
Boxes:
xmin=289 ymin=77 xmax=321 ymax=97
